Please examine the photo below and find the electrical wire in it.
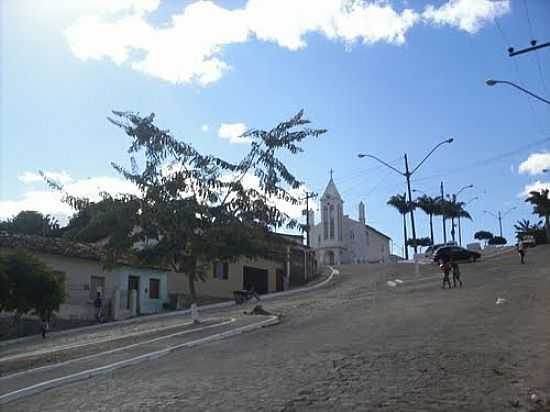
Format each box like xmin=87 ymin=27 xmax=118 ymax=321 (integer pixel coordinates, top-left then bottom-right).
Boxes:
xmin=522 ymin=0 xmax=549 ymax=98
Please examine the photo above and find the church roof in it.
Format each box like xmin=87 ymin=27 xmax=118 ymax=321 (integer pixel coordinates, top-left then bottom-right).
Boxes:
xmin=321 ymin=177 xmax=342 ymax=201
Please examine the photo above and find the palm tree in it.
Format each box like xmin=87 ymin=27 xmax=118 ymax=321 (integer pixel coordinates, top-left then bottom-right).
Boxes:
xmin=442 ymin=197 xmax=471 ymax=243
xmin=415 ymin=195 xmax=439 ymax=245
xmin=514 ymin=219 xmax=542 ymax=240
xmin=388 ymin=193 xmax=415 ymax=260
xmin=525 ymin=189 xmax=550 ymax=242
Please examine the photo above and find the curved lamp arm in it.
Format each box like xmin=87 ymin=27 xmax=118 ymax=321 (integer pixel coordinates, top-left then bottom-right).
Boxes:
xmin=357 ymin=154 xmax=404 ymax=176
xmin=483 ymin=210 xmax=498 ymax=219
xmin=411 ymin=138 xmax=454 ymax=175
xmin=502 ymin=206 xmax=517 ymax=218
xmin=486 ymin=80 xmax=550 ymax=106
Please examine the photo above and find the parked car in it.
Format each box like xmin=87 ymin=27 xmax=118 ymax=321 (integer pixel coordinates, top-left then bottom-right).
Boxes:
xmin=423 ymin=241 xmax=457 ymax=258
xmin=433 ymin=246 xmax=481 ymax=263
xmin=521 ymin=235 xmax=536 ymax=248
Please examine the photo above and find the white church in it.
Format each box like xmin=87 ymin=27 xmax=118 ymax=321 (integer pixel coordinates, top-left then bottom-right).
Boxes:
xmin=309 ymin=175 xmax=391 ymax=265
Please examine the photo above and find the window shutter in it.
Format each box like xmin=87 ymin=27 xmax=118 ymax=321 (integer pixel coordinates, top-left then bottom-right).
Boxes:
xmin=223 ymin=262 xmax=228 ymax=279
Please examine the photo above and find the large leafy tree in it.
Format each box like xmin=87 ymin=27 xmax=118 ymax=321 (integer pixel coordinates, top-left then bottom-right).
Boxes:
xmin=488 ymin=236 xmax=507 ymax=246
xmin=415 ymin=195 xmax=439 ymax=245
xmin=0 ymin=251 xmax=65 ymax=322
xmin=47 ymin=110 xmax=326 ymax=302
xmin=387 ymin=193 xmax=415 ymax=260
xmin=474 ymin=230 xmax=493 ymax=247
xmin=0 ymin=211 xmax=60 ymax=237
xmin=525 ymin=189 xmax=550 ymax=242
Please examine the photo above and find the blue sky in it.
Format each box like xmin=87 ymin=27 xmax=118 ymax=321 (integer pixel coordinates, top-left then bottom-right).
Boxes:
xmin=1 ymin=0 xmax=550 ymax=255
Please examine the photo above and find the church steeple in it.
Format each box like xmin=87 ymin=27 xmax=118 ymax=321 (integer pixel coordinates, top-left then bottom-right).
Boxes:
xmin=321 ymin=169 xmax=342 ymax=201
xmin=320 ymin=170 xmax=343 ymax=242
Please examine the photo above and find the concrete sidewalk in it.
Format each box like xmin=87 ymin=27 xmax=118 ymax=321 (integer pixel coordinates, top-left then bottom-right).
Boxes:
xmin=0 ymin=315 xmax=278 ymax=405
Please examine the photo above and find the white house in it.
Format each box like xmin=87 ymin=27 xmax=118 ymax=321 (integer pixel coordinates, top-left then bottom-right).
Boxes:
xmin=309 ymin=175 xmax=391 ymax=265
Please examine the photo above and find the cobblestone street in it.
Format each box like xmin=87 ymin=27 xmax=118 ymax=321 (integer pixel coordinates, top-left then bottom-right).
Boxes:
xmin=4 ymin=246 xmax=550 ymax=412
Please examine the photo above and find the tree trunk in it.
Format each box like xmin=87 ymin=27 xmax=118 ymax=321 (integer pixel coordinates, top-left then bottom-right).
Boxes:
xmin=403 ymin=214 xmax=409 ymax=260
xmin=429 ymin=213 xmax=434 ymax=245
xmin=187 ymin=272 xmax=197 ymax=305
xmin=450 ymin=217 xmax=455 ymax=241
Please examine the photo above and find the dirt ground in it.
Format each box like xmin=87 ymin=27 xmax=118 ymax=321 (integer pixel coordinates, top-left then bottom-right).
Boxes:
xmin=4 ymin=245 xmax=550 ymax=412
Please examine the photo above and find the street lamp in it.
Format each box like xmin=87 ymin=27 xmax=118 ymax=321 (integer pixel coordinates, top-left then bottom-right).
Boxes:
xmin=458 ymin=196 xmax=478 ymax=247
xmin=358 ymin=137 xmax=454 ymax=256
xmin=483 ymin=206 xmax=517 ymax=238
xmin=448 ymin=184 xmax=474 ymax=246
xmin=543 ymin=169 xmax=549 ymax=173
xmin=486 ymin=79 xmax=550 ymax=106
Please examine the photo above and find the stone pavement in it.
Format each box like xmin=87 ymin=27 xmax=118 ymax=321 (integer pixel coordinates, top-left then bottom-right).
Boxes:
xmin=5 ymin=246 xmax=550 ymax=411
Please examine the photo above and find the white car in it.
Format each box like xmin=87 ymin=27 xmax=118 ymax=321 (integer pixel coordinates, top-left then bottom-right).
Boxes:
xmin=521 ymin=235 xmax=536 ymax=248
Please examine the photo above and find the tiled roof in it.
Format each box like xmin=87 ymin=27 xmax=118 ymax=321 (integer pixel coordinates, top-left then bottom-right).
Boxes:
xmin=0 ymin=232 xmax=104 ymax=260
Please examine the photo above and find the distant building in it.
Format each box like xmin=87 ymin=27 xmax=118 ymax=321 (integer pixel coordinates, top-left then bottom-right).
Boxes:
xmin=309 ymin=175 xmax=391 ymax=265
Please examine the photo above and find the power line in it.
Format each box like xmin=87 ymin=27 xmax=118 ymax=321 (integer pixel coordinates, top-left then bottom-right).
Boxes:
xmin=493 ymin=16 xmax=548 ymax=136
xmin=412 ymin=136 xmax=550 ymax=184
xmin=522 ymin=0 xmax=549 ymax=98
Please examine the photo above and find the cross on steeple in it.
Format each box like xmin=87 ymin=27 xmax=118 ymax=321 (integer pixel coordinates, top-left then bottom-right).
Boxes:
xmin=330 ymin=168 xmax=334 ymax=180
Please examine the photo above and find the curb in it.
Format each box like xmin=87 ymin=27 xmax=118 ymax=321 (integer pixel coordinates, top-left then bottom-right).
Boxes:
xmin=0 ymin=319 xmax=236 ymax=381
xmin=0 ymin=316 xmax=279 ymax=405
xmin=0 ymin=267 xmax=337 ymax=348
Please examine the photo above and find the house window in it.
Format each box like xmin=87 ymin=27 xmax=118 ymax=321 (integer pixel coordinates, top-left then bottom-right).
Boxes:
xmin=350 ymin=231 xmax=355 ymax=240
xmin=90 ymin=276 xmax=105 ymax=300
xmin=213 ymin=262 xmax=228 ymax=280
xmin=149 ymin=278 xmax=160 ymax=299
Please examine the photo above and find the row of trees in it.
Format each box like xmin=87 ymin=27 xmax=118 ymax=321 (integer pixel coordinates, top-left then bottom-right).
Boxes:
xmin=0 ymin=251 xmax=65 ymax=322
xmin=387 ymin=193 xmax=471 ymax=257
xmin=473 ymin=231 xmax=507 ymax=246
xmin=0 ymin=211 xmax=60 ymax=237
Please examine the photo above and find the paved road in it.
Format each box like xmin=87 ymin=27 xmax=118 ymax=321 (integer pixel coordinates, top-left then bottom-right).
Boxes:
xmin=5 ymin=246 xmax=550 ymax=411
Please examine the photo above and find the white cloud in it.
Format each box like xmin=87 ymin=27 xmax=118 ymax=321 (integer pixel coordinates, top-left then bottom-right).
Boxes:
xmin=1 ymin=173 xmax=140 ymax=224
xmin=18 ymin=170 xmax=73 ymax=185
xmin=65 ymin=0 xmax=504 ymax=86
xmin=218 ymin=123 xmax=250 ymax=144
xmin=520 ymin=180 xmax=550 ymax=197
xmin=201 ymin=124 xmax=209 ymax=132
xmin=518 ymin=152 xmax=550 ymax=175
xmin=423 ymin=0 xmax=510 ymax=33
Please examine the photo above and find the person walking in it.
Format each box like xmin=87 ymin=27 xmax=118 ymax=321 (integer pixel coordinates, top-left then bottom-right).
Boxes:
xmin=440 ymin=258 xmax=452 ymax=289
xmin=40 ymin=318 xmax=49 ymax=339
xmin=517 ymin=241 xmax=526 ymax=264
xmin=450 ymin=258 xmax=463 ymax=288
xmin=94 ymin=292 xmax=103 ymax=322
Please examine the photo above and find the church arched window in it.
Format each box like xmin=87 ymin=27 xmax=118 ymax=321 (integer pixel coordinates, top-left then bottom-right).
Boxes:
xmin=322 ymin=206 xmax=328 ymax=240
xmin=329 ymin=205 xmax=335 ymax=239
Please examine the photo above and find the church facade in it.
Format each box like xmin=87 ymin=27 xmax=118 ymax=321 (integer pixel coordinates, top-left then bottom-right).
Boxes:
xmin=309 ymin=176 xmax=391 ymax=265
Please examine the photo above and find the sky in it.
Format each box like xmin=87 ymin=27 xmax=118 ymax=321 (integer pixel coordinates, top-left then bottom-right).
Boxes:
xmin=1 ymin=0 xmax=550 ymax=256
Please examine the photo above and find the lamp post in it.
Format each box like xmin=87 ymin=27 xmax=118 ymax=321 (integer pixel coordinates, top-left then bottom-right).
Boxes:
xmin=459 ymin=196 xmax=478 ymax=247
xmin=485 ymin=80 xmax=550 ymax=106
xmin=448 ymin=184 xmax=474 ymax=245
xmin=483 ymin=207 xmax=517 ymax=238
xmin=358 ymin=138 xmax=453 ymax=256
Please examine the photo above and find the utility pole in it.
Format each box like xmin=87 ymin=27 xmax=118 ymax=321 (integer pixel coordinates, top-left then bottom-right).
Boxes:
xmin=440 ymin=181 xmax=447 ymax=243
xmin=302 ymin=191 xmax=317 ymax=247
xmin=404 ymin=154 xmax=417 ymax=255
xmin=498 ymin=211 xmax=503 ymax=238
